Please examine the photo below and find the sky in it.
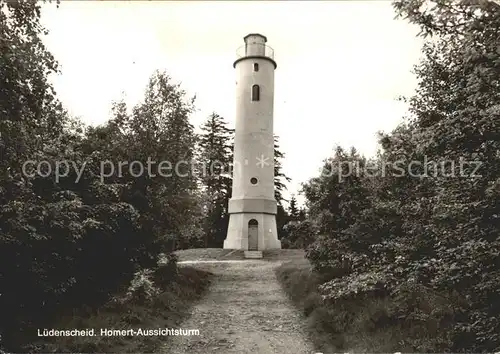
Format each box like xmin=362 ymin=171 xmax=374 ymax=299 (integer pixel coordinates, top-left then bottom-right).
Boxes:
xmin=40 ymin=1 xmax=424 ymax=206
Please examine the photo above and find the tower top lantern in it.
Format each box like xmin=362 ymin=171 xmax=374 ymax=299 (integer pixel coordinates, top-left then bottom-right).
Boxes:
xmin=234 ymin=33 xmax=277 ymax=69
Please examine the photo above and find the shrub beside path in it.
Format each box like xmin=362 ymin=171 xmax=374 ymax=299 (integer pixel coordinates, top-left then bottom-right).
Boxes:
xmin=160 ymin=259 xmax=317 ymax=354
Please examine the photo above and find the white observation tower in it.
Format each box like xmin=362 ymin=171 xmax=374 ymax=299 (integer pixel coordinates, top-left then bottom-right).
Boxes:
xmin=223 ymin=33 xmax=281 ymax=251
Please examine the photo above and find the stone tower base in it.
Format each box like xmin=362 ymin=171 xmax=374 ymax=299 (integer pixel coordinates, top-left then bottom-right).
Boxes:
xmin=224 ymin=213 xmax=281 ymax=250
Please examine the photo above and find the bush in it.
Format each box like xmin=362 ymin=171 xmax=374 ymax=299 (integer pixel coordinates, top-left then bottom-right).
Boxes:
xmin=281 ymin=220 xmax=317 ymax=249
xmin=276 ymin=261 xmax=469 ymax=353
xmin=125 ymin=269 xmax=161 ymax=304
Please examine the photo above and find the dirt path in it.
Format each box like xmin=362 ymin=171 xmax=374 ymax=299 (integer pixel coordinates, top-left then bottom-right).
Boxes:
xmin=160 ymin=260 xmax=317 ymax=354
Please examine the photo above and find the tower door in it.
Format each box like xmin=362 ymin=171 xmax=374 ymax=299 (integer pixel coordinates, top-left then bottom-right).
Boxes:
xmin=248 ymin=219 xmax=258 ymax=251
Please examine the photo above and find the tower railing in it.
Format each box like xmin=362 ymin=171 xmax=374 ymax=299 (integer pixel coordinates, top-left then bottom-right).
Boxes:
xmin=235 ymin=44 xmax=275 ymax=61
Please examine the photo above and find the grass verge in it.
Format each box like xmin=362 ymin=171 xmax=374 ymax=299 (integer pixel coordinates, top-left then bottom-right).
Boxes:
xmin=275 ymin=259 xmax=458 ymax=353
xmin=27 ymin=265 xmax=213 ymax=353
xmin=275 ymin=258 xmax=341 ymax=353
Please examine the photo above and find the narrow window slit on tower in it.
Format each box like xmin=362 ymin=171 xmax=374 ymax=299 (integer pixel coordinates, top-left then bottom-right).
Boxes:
xmin=254 ymin=63 xmax=259 ymax=72
xmin=252 ymin=85 xmax=260 ymax=101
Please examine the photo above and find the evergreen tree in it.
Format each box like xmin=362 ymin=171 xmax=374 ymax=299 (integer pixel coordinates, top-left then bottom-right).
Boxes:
xmin=273 ymin=135 xmax=291 ymax=242
xmin=197 ymin=112 xmax=234 ymax=247
xmin=274 ymin=135 xmax=291 ymax=205
xmin=276 ymin=203 xmax=290 ymax=242
xmin=297 ymin=207 xmax=307 ymax=221
xmin=288 ymin=194 xmax=299 ymax=221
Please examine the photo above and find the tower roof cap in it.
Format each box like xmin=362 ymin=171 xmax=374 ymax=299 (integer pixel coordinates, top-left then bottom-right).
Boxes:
xmin=243 ymin=33 xmax=267 ymax=42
